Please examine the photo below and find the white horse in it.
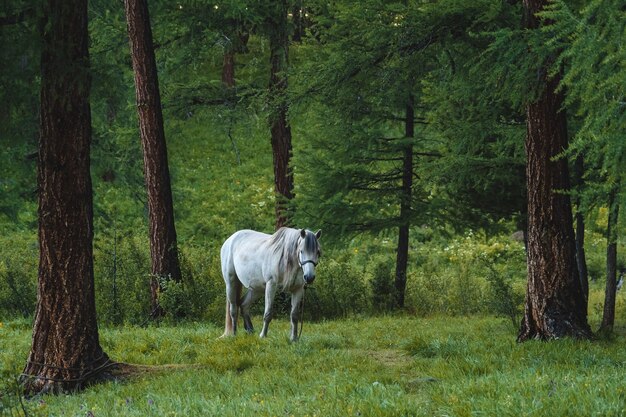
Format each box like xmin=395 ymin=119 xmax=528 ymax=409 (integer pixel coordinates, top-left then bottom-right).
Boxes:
xmin=220 ymin=227 xmax=322 ymax=341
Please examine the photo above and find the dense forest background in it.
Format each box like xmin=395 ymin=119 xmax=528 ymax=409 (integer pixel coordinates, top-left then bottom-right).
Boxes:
xmin=1 ymin=0 xmax=625 ymax=329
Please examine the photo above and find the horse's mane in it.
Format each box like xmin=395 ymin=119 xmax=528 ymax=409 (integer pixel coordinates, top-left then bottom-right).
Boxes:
xmin=268 ymin=227 xmax=300 ymax=279
xmin=268 ymin=227 xmax=321 ymax=280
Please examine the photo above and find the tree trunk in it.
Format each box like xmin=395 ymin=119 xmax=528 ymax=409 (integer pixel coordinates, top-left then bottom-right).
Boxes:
xmin=518 ymin=0 xmax=592 ymax=341
xmin=222 ymin=29 xmax=249 ymax=89
xmin=222 ymin=51 xmax=235 ymax=87
xmin=573 ymin=155 xmax=589 ymax=301
xmin=395 ymin=98 xmax=414 ymax=308
xmin=21 ymin=0 xmax=110 ymax=393
xmin=291 ymin=1 xmax=304 ymax=42
xmin=599 ymin=186 xmax=620 ymax=334
xmin=268 ymin=1 xmax=294 ymax=229
xmin=124 ymin=0 xmax=182 ymax=316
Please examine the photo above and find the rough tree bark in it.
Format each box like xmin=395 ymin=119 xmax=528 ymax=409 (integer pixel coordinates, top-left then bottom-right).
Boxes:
xmin=599 ymin=186 xmax=619 ymax=334
xmin=124 ymin=0 xmax=182 ymax=316
xmin=517 ymin=0 xmax=592 ymax=341
xmin=268 ymin=0 xmax=294 ymax=229
xmin=20 ymin=0 xmax=110 ymax=393
xmin=395 ymin=98 xmax=414 ymax=308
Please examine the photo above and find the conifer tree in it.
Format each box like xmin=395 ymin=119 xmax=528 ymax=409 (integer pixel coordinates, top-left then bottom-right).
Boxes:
xmin=294 ymin=0 xmax=523 ymax=307
xmin=21 ymin=0 xmax=111 ymax=393
xmin=544 ymin=0 xmax=626 ymax=334
xmin=267 ymin=0 xmax=294 ymax=229
xmin=517 ymin=0 xmax=591 ymax=341
xmin=125 ymin=0 xmax=182 ymax=317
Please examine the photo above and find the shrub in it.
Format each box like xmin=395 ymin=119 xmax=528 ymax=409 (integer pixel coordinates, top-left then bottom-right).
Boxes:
xmin=483 ymin=263 xmax=524 ymax=329
xmin=0 ymin=233 xmax=37 ymax=319
xmin=370 ymin=260 xmax=396 ymax=313
xmin=305 ymin=257 xmax=371 ymax=320
xmin=159 ymin=247 xmax=225 ymax=325
xmin=93 ymin=233 xmax=151 ymax=325
xmin=405 ymin=233 xmax=526 ymax=318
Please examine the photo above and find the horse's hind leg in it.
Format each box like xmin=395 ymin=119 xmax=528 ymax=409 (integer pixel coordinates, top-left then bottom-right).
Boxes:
xmin=225 ymin=279 xmax=241 ymax=336
xmin=240 ymin=288 xmax=261 ymax=334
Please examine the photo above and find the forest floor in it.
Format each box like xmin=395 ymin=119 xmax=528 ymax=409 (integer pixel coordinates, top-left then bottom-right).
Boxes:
xmin=1 ymin=315 xmax=626 ymax=416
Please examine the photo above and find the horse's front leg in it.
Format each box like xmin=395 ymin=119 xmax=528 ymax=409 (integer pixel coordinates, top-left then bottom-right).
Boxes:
xmin=259 ymin=278 xmax=277 ymax=338
xmin=290 ymin=287 xmax=305 ymax=342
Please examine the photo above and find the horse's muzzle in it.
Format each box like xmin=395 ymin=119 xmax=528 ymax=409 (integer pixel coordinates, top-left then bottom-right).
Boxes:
xmin=304 ymin=274 xmax=316 ymax=285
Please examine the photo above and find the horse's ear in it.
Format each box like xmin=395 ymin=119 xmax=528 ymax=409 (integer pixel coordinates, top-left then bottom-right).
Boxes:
xmin=315 ymin=229 xmax=322 ymax=240
xmin=300 ymin=229 xmax=306 ymax=238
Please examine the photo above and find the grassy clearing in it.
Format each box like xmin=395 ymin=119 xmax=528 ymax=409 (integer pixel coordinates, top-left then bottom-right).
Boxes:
xmin=2 ymin=316 xmax=626 ymax=416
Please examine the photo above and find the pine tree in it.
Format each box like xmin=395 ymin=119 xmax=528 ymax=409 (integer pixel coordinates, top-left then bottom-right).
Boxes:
xmin=125 ymin=0 xmax=182 ymax=317
xmin=544 ymin=0 xmax=626 ymax=334
xmin=21 ymin=0 xmax=111 ymax=393
xmin=267 ymin=0 xmax=294 ymax=229
xmin=517 ymin=0 xmax=591 ymax=341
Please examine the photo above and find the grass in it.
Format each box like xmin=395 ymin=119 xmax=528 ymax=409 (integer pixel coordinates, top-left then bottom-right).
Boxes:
xmin=2 ymin=316 xmax=626 ymax=417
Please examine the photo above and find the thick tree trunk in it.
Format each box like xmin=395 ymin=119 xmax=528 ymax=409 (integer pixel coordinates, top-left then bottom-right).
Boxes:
xmin=268 ymin=1 xmax=294 ymax=229
xmin=518 ymin=0 xmax=592 ymax=341
xmin=573 ymin=155 xmax=589 ymax=302
xmin=600 ymin=186 xmax=619 ymax=334
xmin=395 ymin=99 xmax=414 ymax=308
xmin=21 ymin=0 xmax=110 ymax=393
xmin=124 ymin=0 xmax=182 ymax=316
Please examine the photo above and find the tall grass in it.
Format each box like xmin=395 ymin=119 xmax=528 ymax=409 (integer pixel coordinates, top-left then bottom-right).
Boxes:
xmin=2 ymin=316 xmax=626 ymax=416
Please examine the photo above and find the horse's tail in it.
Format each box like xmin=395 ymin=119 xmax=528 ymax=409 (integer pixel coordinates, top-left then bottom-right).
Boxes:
xmin=219 ymin=280 xmax=242 ymax=339
xmin=220 ymin=299 xmax=233 ymax=338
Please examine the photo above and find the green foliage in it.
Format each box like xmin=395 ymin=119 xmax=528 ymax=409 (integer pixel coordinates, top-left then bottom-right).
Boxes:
xmin=407 ymin=232 xmax=526 ymax=319
xmin=544 ymin=0 xmax=626 ymax=142
xmin=93 ymin=232 xmax=150 ymax=325
xmin=542 ymin=0 xmax=626 ymax=215
xmin=306 ymin=257 xmax=371 ymax=320
xmin=158 ymin=248 xmax=225 ymax=324
xmin=370 ymin=260 xmax=396 ymax=313
xmin=483 ymin=262 xmax=524 ymax=329
xmin=0 ymin=2 xmax=39 ymax=228
xmin=292 ymin=1 xmax=438 ymax=239
xmin=0 ymin=376 xmax=46 ymax=417
xmin=0 ymin=232 xmax=37 ymax=319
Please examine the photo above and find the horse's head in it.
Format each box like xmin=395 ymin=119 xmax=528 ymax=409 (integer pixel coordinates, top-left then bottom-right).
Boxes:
xmin=298 ymin=229 xmax=322 ymax=285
